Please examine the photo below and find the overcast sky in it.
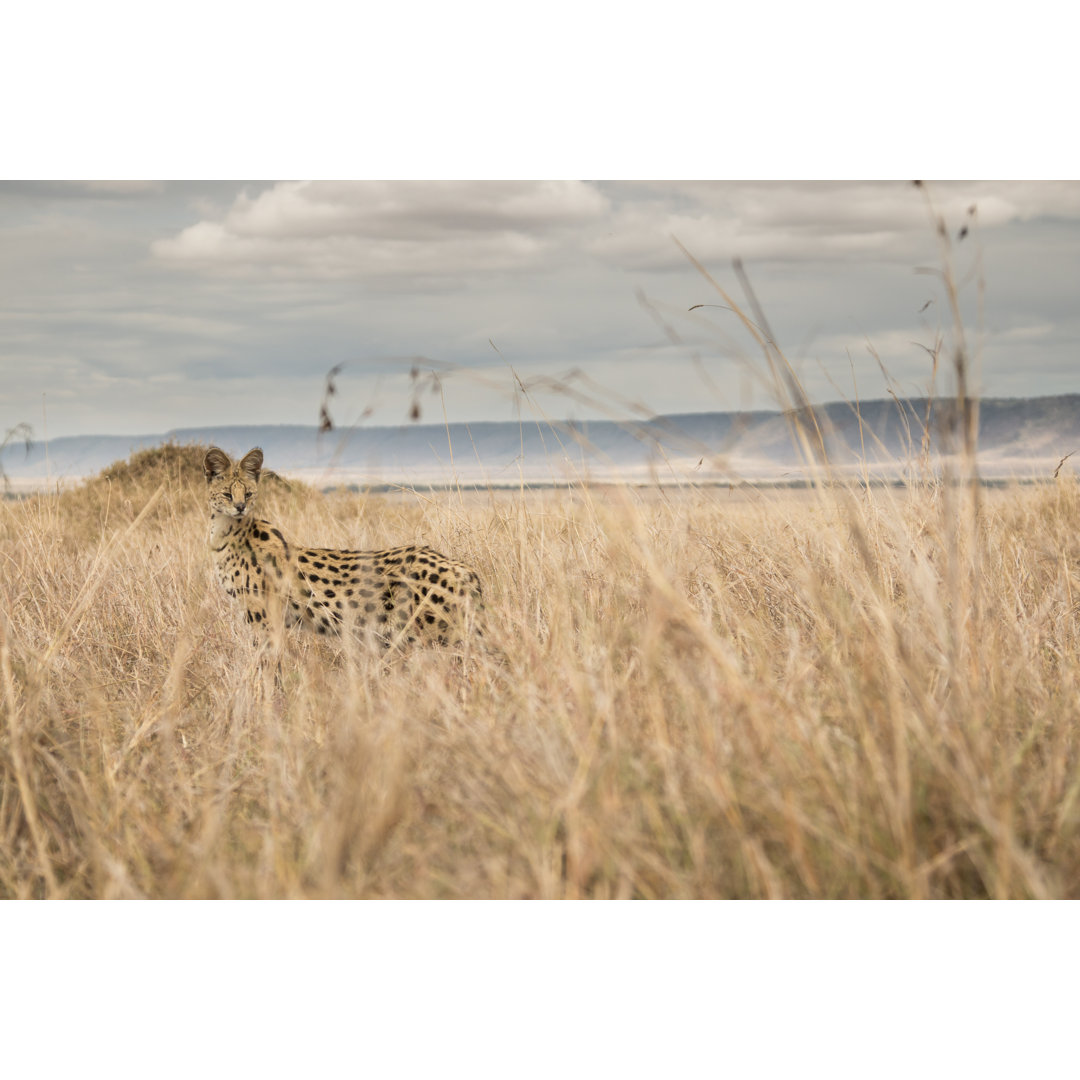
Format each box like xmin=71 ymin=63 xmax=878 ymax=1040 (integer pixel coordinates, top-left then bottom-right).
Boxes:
xmin=2 ymin=180 xmax=1078 ymax=440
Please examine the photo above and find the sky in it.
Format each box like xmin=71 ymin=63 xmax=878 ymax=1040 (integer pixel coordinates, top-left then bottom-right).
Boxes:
xmin=2 ymin=180 xmax=1079 ymax=440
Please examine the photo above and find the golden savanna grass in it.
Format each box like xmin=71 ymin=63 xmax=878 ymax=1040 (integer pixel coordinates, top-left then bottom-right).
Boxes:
xmin=2 ymin=439 xmax=1080 ymax=898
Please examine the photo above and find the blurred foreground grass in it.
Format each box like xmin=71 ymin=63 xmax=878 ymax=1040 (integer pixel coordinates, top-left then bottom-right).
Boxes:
xmin=2 ymin=444 xmax=1078 ymax=897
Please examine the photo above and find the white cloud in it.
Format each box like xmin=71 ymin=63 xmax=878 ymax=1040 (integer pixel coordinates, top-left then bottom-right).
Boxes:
xmin=150 ymin=180 xmax=1080 ymax=284
xmin=152 ymin=180 xmax=611 ymax=278
xmin=585 ymin=181 xmax=1080 ymax=271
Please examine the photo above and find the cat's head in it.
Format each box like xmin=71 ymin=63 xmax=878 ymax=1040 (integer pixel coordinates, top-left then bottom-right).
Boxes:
xmin=203 ymin=446 xmax=262 ymax=518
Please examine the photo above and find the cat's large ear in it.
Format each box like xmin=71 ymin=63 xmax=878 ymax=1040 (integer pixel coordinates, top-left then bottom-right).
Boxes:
xmin=239 ymin=447 xmax=263 ymax=480
xmin=203 ymin=447 xmax=231 ymax=481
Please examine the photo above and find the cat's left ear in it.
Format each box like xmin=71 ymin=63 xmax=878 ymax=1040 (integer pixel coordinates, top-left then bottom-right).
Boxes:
xmin=239 ymin=447 xmax=263 ymax=481
xmin=203 ymin=447 xmax=231 ymax=480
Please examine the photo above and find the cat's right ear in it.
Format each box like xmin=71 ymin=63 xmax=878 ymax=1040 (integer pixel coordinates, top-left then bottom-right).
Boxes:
xmin=203 ymin=447 xmax=231 ymax=481
xmin=239 ymin=447 xmax=263 ymax=481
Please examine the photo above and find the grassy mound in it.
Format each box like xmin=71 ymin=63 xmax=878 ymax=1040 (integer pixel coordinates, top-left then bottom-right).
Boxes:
xmin=39 ymin=441 xmax=217 ymax=534
xmin=49 ymin=442 xmax=303 ymax=535
xmin=95 ymin=441 xmax=211 ymax=489
xmin=95 ymin=443 xmax=294 ymax=492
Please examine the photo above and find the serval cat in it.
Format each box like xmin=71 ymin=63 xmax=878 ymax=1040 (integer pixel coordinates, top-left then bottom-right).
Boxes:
xmin=204 ymin=446 xmax=482 ymax=649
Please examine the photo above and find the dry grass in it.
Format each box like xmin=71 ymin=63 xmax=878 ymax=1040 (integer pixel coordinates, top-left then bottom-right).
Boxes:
xmin=2 ymin=440 xmax=1080 ymax=898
